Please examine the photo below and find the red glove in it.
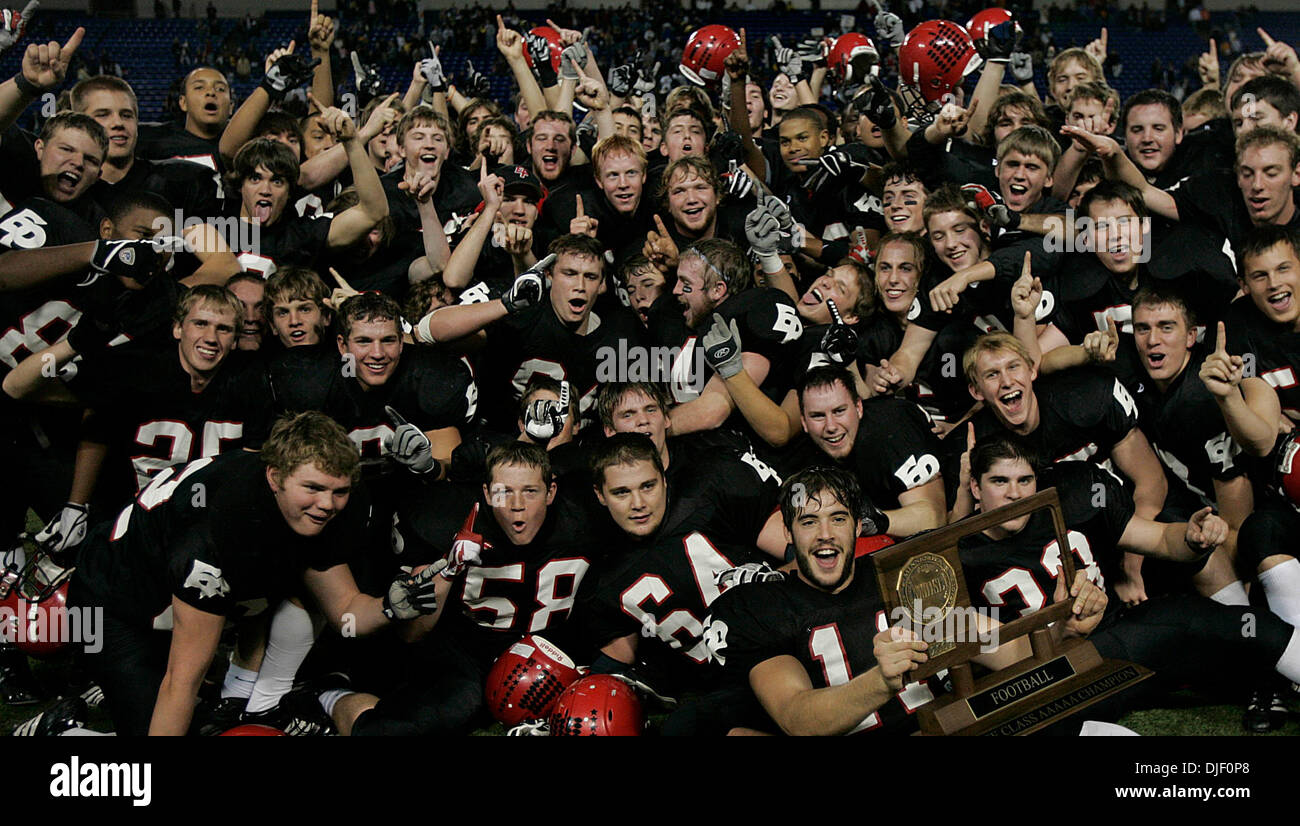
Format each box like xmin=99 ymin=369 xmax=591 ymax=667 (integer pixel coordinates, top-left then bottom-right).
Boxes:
xmin=445 ymin=503 xmax=492 ymax=578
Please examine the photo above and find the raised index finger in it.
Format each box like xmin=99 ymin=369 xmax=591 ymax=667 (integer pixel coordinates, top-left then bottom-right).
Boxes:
xmin=1215 ymin=320 xmax=1228 ymax=355
xmin=1100 ymin=27 xmax=1107 ymax=51
xmin=575 ymin=193 xmax=584 ymax=217
xmin=328 ymin=266 xmax=354 ymax=292
xmin=62 ymin=25 xmax=84 ymax=56
xmin=1020 ymin=250 xmax=1032 ymax=280
xmin=384 ymin=405 xmax=409 ymax=427
xmin=310 ymin=0 xmax=318 ymax=22
xmin=1258 ymin=27 xmax=1276 ymax=47
xmin=654 ymin=213 xmax=669 ymax=235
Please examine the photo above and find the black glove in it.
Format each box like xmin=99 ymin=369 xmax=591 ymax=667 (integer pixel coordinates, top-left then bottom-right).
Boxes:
xmin=525 ymin=32 xmax=558 ymax=86
xmin=382 ymin=559 xmax=447 ymax=620
xmin=502 ymin=253 xmax=552 ymax=315
xmin=819 ymin=299 xmax=859 ymax=365
xmin=348 ymin=52 xmax=383 ymax=100
xmin=709 ymin=128 xmax=744 ymax=165
xmin=804 ymin=143 xmax=872 ymax=194
xmin=263 ymin=51 xmax=320 ymax=101
xmin=90 ymin=236 xmax=183 ymax=284
xmin=462 ymin=59 xmax=491 ymax=100
xmin=974 ymin=20 xmax=1020 ymax=64
xmin=860 ymin=496 xmax=891 ymax=538
xmin=607 ymin=60 xmax=637 ymax=97
xmin=854 ymin=77 xmax=897 ymax=130
xmin=714 ymin=562 xmax=785 ymax=590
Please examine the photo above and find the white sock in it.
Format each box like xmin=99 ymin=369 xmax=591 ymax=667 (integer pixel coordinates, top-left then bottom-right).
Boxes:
xmin=319 ymin=689 xmax=354 ymax=718
xmin=59 ymin=728 xmax=113 ymax=736
xmin=1274 ymin=628 xmax=1300 ymax=684
xmin=245 ymin=601 xmax=319 ymax=714
xmin=1258 ymin=559 xmax=1300 ymax=627
xmin=1209 ymin=581 xmax=1250 ymax=606
xmin=221 ymin=662 xmax=258 ymax=700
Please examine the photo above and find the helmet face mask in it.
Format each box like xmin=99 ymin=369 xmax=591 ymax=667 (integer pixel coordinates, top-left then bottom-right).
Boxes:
xmin=680 ymin=25 xmax=741 ymax=87
xmin=897 ymin=20 xmax=982 ymax=125
xmin=0 ymin=548 xmax=73 ymax=658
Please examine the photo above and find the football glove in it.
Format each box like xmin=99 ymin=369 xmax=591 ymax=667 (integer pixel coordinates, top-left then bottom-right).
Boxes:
xmin=607 ymin=59 xmax=637 ymax=97
xmin=525 ymin=32 xmax=558 ymax=86
xmin=523 ymin=381 xmax=570 ymax=443
xmin=820 ymin=299 xmax=859 ymax=366
xmin=33 ymin=502 xmax=88 ymax=555
xmin=854 ymin=77 xmax=897 ymax=129
xmin=1009 ymin=51 xmax=1034 ymax=83
xmin=91 ymin=236 xmax=184 ymax=283
xmin=714 ymin=562 xmax=785 ymax=590
xmin=960 ymin=183 xmax=1020 ymax=230
xmin=0 ymin=0 xmax=36 ymax=55
xmin=263 ymin=51 xmax=321 ymax=101
xmin=348 ymin=52 xmax=383 ymax=99
xmin=502 ymin=254 xmax=552 ymax=314
xmin=974 ymin=20 xmax=1020 ymax=64
xmin=796 ymin=36 xmax=828 ymax=68
xmin=770 ymin=36 xmax=803 ymax=79
xmin=722 ymin=159 xmax=754 ymax=200
xmin=446 ymin=503 xmax=491 ymax=578
xmin=744 ymin=201 xmax=783 ymax=269
xmin=860 ymin=496 xmax=891 ymax=538
xmin=874 ymin=11 xmax=905 ymax=49
xmin=462 ymin=59 xmax=492 ymax=100
xmin=701 ymin=313 xmax=744 ymax=379
xmin=632 ymin=61 xmax=659 ymax=96
xmin=420 ymin=42 xmax=447 ymax=92
xmin=381 ymin=559 xmax=447 ymax=620
xmin=384 ymin=406 xmax=439 ymax=475
xmin=804 ymin=143 xmax=872 ymax=194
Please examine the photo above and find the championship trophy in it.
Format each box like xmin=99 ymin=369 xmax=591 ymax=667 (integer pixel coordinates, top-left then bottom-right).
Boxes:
xmin=872 ymin=488 xmax=1152 ymax=735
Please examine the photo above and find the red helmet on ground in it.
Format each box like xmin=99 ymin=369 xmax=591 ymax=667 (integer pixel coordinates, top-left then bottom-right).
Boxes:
xmin=523 ymin=26 xmax=564 ymax=74
xmin=828 ymin=32 xmax=879 ymax=84
xmin=549 ymin=675 xmax=645 ymax=736
xmin=966 ymin=8 xmax=1022 ymax=42
xmin=680 ymin=24 xmax=741 ymax=87
xmin=219 ymin=724 xmax=287 ymax=736
xmin=484 ymin=635 xmax=581 ymax=726
xmin=1276 ymin=431 xmax=1300 ymax=513
xmin=0 ymin=549 xmax=73 ymax=658
xmin=897 ymin=20 xmax=982 ymax=122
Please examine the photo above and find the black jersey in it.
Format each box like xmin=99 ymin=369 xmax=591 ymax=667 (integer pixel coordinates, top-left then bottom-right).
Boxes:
xmin=856 ymin=286 xmax=973 ymax=424
xmin=71 ymin=451 xmax=365 ymax=623
xmin=381 ymin=163 xmax=482 ymax=255
xmin=904 ymin=130 xmax=999 ymax=192
xmin=1225 ymin=295 xmax=1300 ymax=422
xmin=1133 ymin=350 xmax=1247 ymax=507
xmin=223 ymin=211 xmax=332 ymax=278
xmin=958 ymin=462 xmax=1134 ymax=619
xmin=0 ymin=127 xmax=43 ymax=214
xmin=0 ymin=198 xmax=100 ymax=370
xmin=659 ymin=443 xmax=783 ymax=545
xmin=64 ymin=344 xmax=272 ymax=492
xmin=268 ymin=345 xmax=477 ymax=459
xmin=88 ymin=156 xmax=221 ymax=221
xmin=457 ymin=287 xmax=648 ymax=431
xmin=777 ymin=396 xmax=942 ymax=515
xmin=703 ymin=558 xmax=946 ymax=735
xmin=409 ymin=491 xmax=606 ymax=662
xmin=653 ymin=287 xmax=804 ymax=409
xmin=1170 ymin=170 xmax=1300 ymax=253
xmin=580 ymin=529 xmax=764 ymax=685
xmin=135 ymin=122 xmax=226 ymax=200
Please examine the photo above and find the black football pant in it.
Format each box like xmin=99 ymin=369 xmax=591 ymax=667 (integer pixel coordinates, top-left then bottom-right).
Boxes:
xmin=1091 ymin=593 xmax=1292 ymax=703
xmin=80 ymin=610 xmax=170 ymax=736
xmin=349 ymin=631 xmax=488 ymax=736
xmin=1236 ymin=504 xmax=1300 ymax=570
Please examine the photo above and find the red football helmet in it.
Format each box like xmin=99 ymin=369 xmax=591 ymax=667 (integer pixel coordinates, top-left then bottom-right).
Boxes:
xmin=219 ymin=724 xmax=287 ymax=736
xmin=966 ymin=8 xmax=1022 ymax=42
xmin=523 ymin=26 xmax=564 ymax=74
xmin=679 ymin=24 xmax=741 ymax=87
xmin=484 ymin=635 xmax=581 ymax=726
xmin=897 ymin=20 xmax=982 ymax=123
xmin=828 ymin=33 xmax=879 ymax=84
xmin=0 ymin=548 xmax=73 ymax=658
xmin=549 ymin=675 xmax=645 ymax=736
xmin=1276 ymin=431 xmax=1300 ymax=513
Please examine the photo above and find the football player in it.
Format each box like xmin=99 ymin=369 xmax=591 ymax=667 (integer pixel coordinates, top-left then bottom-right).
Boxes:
xmin=67 ymin=411 xmax=442 ymax=735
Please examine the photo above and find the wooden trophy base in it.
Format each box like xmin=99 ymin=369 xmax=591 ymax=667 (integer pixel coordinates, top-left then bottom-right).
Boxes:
xmin=917 ymin=637 xmax=1153 ymax=736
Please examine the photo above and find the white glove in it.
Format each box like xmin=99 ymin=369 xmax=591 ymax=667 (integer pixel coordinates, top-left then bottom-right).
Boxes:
xmin=33 ymin=502 xmax=88 ymax=554
xmin=384 ymin=406 xmax=438 ymax=474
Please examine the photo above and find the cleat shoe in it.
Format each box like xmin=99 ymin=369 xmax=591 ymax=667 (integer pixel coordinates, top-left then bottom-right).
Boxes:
xmin=13 ymin=696 xmax=89 ymax=736
xmin=1243 ymin=688 xmax=1287 ymax=733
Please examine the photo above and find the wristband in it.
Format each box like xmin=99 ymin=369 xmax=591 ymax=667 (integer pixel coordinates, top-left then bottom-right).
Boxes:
xmin=13 ymin=73 xmax=41 ymax=97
